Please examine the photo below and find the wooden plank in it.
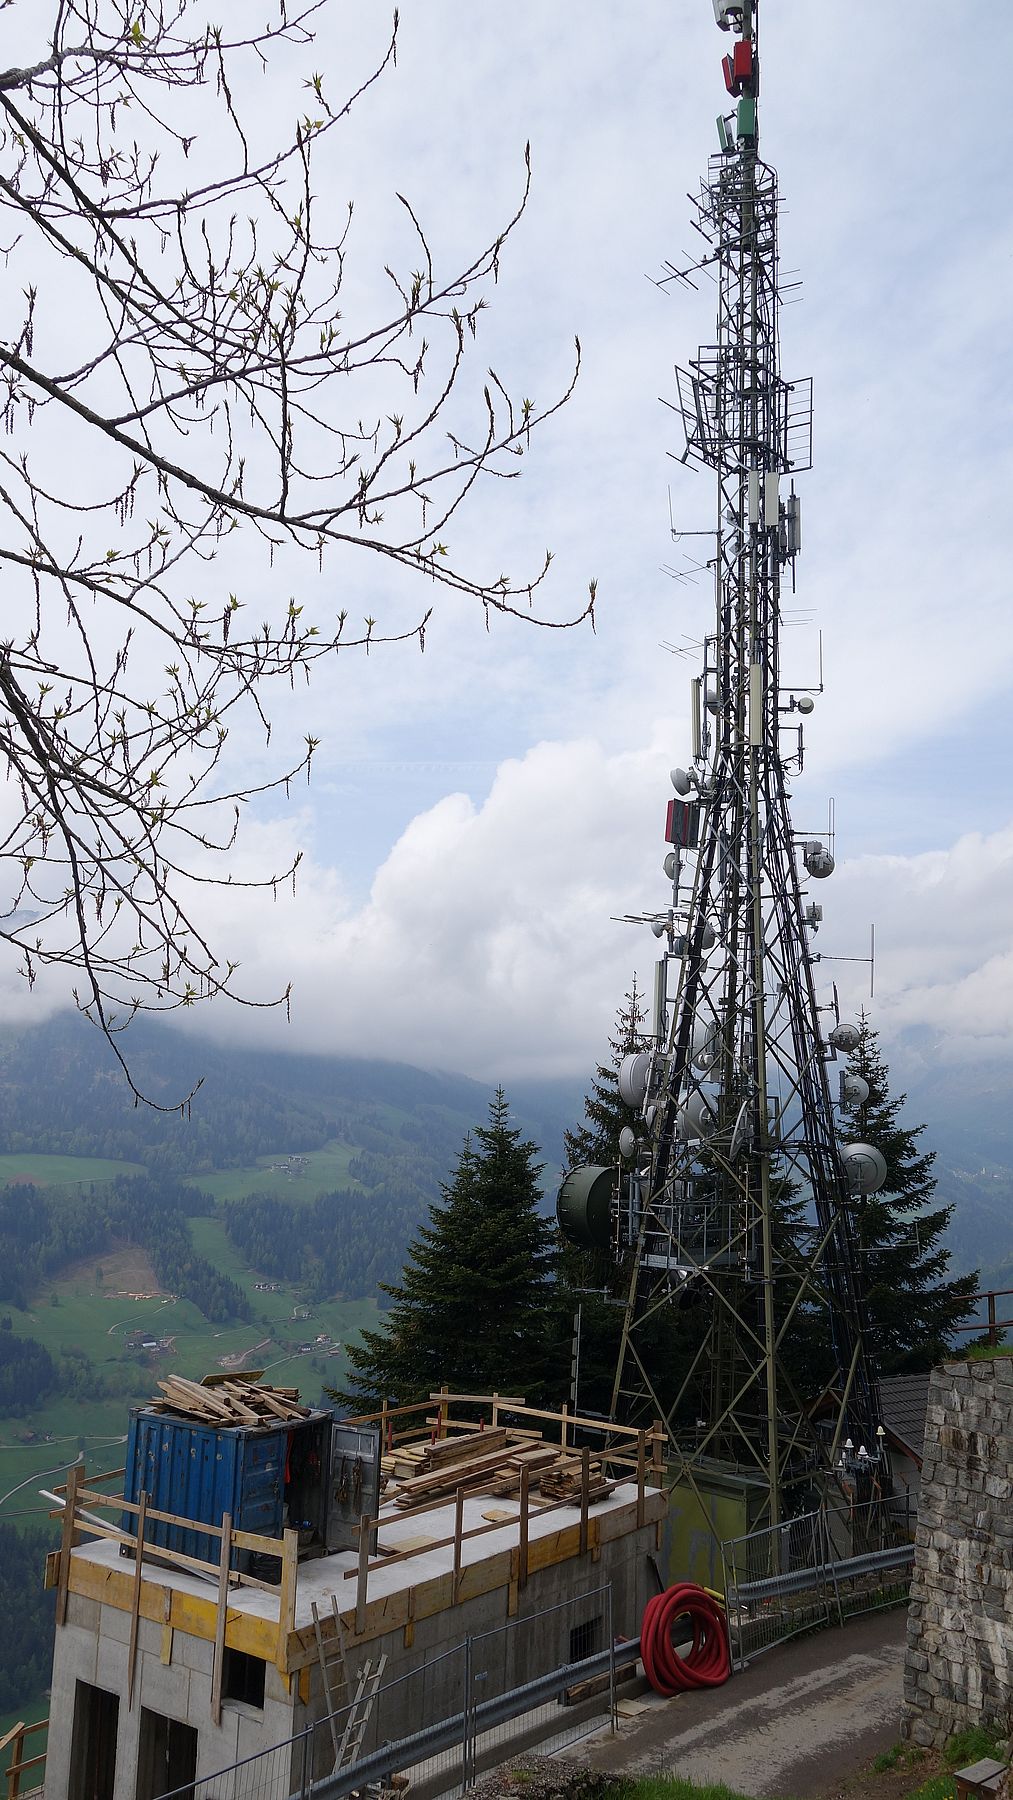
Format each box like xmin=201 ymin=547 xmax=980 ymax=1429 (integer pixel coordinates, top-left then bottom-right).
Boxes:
xmin=210 ymin=1512 xmax=232 ymax=1726
xmin=5 ymin=1722 xmax=25 ymax=1800
xmin=426 ymin=1392 xmax=525 ymax=1407
xmin=276 ymin=1528 xmax=299 ymax=1673
xmin=424 ymin=1427 xmax=508 ymax=1467
xmin=200 ymin=1370 xmax=266 ymax=1387
xmin=519 ymin=1465 xmax=529 ymax=1591
xmin=55 ymin=1512 xmax=279 ymax=1591
xmin=56 ymin=1462 xmax=81 ymax=1628
xmin=51 ymin=1463 xmax=125 ymax=1496
xmin=60 ymin=1553 xmax=279 ymax=1662
xmin=452 ymin=1487 xmax=464 ymax=1603
xmin=127 ymin=1489 xmax=148 ymax=1709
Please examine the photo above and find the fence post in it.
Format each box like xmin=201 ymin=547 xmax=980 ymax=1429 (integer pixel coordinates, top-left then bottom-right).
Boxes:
xmin=463 ymin=1634 xmax=473 ymax=1790
xmin=606 ymin=1582 xmax=617 ymax=1735
xmin=636 ymin=1431 xmax=646 ymax=1529
xmin=989 ymin=1291 xmax=998 ymax=1347
xmin=824 ymin=1508 xmax=844 ymax=1628
xmin=299 ymin=1724 xmax=311 ymax=1800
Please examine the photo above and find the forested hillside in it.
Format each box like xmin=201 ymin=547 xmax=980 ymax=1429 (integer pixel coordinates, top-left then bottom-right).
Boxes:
xmin=0 ymin=1014 xmax=581 ymax=1181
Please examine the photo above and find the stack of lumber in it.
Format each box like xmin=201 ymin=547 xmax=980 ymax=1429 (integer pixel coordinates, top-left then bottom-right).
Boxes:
xmin=147 ymin=1374 xmax=311 ymax=1425
xmin=387 ymin=1431 xmax=620 ymax=1509
xmin=383 ymin=1427 xmax=509 ymax=1483
xmin=538 ymin=1456 xmax=614 ymax=1504
xmin=486 ymin=1446 xmax=560 ymax=1496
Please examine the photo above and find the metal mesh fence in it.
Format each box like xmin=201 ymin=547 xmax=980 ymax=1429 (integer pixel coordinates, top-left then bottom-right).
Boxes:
xmin=721 ymin=1493 xmax=915 ymax=1668
xmin=151 ymin=1582 xmax=618 ymax=1800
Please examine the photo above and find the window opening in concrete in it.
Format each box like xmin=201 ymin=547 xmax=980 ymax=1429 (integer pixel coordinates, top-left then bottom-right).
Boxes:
xmin=569 ymin=1615 xmax=603 ymax=1663
xmin=69 ymin=1680 xmax=120 ymax=1800
xmin=222 ymin=1647 xmax=266 ymax=1708
xmin=135 ymin=1708 xmax=198 ymax=1800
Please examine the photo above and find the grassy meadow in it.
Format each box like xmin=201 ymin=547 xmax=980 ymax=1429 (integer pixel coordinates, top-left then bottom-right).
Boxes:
xmin=185 ymin=1142 xmax=365 ymax=1205
xmin=0 ymin=1147 xmax=388 ymax=1521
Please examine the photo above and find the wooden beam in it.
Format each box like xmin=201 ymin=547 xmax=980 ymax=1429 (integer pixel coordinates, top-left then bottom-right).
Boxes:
xmin=210 ymin=1513 xmax=232 ymax=1726
xmin=127 ymin=1490 xmax=148 ymax=1709
xmin=519 ymin=1466 xmax=529 ymax=1591
xmin=579 ymin=1448 xmax=589 ymax=1557
xmin=276 ymin=1529 xmax=299 ymax=1673
xmin=56 ymin=1462 xmax=82 ymax=1628
xmin=452 ymin=1487 xmax=464 ymax=1603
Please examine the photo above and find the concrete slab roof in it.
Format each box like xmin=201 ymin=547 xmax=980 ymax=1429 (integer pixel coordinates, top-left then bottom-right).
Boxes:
xmin=68 ymin=1478 xmax=662 ymax=1633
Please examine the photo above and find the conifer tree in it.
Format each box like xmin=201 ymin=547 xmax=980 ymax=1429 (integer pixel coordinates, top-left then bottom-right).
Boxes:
xmin=338 ymin=1091 xmax=557 ymax=1409
xmin=563 ymin=979 xmax=648 ymax=1169
xmin=558 ymin=981 xmax=648 ymax=1414
xmin=841 ymin=1012 xmax=978 ymax=1373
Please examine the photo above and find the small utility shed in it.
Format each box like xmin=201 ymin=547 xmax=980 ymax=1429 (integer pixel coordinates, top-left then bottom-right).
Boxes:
xmin=879 ymin=1372 xmax=930 ymax=1512
xmin=42 ymin=1384 xmax=664 ymax=1800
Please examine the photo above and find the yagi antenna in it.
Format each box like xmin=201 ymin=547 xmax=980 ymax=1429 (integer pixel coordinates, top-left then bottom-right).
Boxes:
xmin=811 ymin=925 xmax=877 ymax=999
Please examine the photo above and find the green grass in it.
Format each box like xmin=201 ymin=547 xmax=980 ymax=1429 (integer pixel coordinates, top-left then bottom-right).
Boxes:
xmin=185 ymin=1139 xmax=364 ymax=1204
xmin=0 ymin=1210 xmax=386 ymax=1515
xmin=0 ymin=1153 xmax=144 ymax=1188
xmin=904 ymin=1728 xmax=1006 ymax=1800
xmin=613 ymin=1780 xmax=755 ymax=1800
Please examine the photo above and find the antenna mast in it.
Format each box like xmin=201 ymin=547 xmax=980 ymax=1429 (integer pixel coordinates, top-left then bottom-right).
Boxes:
xmin=563 ymin=0 xmax=887 ymax=1539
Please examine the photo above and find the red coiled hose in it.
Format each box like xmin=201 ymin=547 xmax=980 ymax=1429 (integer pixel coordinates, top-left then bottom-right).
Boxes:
xmin=640 ymin=1584 xmax=731 ymax=1694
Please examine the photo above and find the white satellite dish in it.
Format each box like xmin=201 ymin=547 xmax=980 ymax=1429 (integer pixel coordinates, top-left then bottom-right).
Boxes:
xmin=618 ymin=1051 xmax=651 ymax=1108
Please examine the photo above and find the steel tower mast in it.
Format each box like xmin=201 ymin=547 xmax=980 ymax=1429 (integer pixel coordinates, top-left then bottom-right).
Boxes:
xmin=562 ymin=0 xmax=887 ymax=1536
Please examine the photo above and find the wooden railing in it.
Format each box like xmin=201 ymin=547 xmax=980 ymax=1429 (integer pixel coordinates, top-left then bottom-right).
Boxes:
xmin=0 ymin=1719 xmax=46 ymax=1799
xmin=337 ymin=1389 xmax=667 ymax=1630
xmin=45 ymin=1390 xmax=666 ymax=1704
xmin=46 ymin=1462 xmax=299 ymax=1721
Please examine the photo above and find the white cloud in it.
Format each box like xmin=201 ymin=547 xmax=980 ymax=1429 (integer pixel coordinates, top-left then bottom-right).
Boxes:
xmin=4 ymin=1 xmax=1013 ymax=1093
xmin=179 ymin=736 xmax=672 ymax=1076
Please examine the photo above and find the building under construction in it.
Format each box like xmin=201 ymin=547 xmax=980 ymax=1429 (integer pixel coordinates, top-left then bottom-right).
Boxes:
xmin=35 ymin=1378 xmax=662 ymax=1800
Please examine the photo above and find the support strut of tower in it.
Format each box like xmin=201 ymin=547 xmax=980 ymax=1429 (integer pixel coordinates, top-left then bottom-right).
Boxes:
xmin=562 ymin=0 xmax=887 ymax=1535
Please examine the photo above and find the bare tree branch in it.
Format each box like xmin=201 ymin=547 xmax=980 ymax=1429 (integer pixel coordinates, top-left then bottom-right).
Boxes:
xmin=0 ymin=0 xmax=591 ymax=1105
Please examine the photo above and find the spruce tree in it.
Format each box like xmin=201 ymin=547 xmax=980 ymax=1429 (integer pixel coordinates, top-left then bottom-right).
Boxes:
xmin=563 ymin=978 xmax=648 ymax=1169
xmin=338 ymin=1090 xmax=557 ymax=1409
xmin=841 ymin=1012 xmax=978 ymax=1373
xmin=558 ymin=981 xmax=648 ymax=1414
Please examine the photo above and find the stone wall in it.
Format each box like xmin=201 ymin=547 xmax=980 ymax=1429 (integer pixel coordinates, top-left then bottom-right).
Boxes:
xmin=903 ymin=1357 xmax=1013 ymax=1748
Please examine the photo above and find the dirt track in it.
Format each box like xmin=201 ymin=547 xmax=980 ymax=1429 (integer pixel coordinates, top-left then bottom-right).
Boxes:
xmin=576 ymin=1609 xmax=908 ymax=1797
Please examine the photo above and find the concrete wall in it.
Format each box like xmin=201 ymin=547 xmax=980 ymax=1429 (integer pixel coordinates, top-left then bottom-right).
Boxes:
xmin=47 ymin=1593 xmax=299 ymax=1800
xmin=295 ymin=1519 xmax=659 ymax=1764
xmin=45 ymin=1522 xmax=657 ymax=1800
xmin=903 ymin=1357 xmax=1013 ymax=1748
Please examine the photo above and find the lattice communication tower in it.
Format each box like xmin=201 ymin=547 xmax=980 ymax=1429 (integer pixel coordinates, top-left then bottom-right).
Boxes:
xmin=558 ymin=0 xmax=888 ymax=1533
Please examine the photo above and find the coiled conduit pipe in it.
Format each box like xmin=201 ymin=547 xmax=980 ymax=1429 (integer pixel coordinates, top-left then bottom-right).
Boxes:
xmin=640 ymin=1584 xmax=732 ymax=1694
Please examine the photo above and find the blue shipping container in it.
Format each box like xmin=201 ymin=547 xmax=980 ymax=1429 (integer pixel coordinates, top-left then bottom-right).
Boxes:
xmin=122 ymin=1408 xmax=329 ymax=1577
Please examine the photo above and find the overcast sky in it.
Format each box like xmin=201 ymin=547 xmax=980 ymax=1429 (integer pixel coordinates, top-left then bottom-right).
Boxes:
xmin=6 ymin=1 xmax=1013 ymax=1087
